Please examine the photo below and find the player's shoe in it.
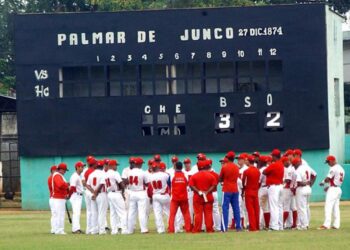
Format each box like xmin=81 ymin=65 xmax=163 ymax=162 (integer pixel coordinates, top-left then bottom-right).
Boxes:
xmin=55 ymin=232 xmax=67 ymax=235
xmin=72 ymin=230 xmax=83 ymax=234
xmin=331 ymin=226 xmax=339 ymax=230
xmin=317 ymin=225 xmax=329 ymax=230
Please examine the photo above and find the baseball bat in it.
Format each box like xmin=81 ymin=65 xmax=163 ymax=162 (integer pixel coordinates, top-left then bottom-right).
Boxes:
xmin=65 ymin=202 xmax=72 ymax=224
xmin=203 ymin=193 xmax=208 ymax=203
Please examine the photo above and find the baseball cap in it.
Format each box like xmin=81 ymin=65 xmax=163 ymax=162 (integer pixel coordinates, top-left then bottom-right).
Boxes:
xmin=58 ymin=163 xmax=68 ymax=171
xmin=97 ymin=160 xmax=105 ymax=168
xmin=87 ymin=157 xmax=97 ymax=166
xmin=266 ymin=155 xmax=273 ymax=162
xmin=50 ymin=165 xmax=57 ymax=172
xmin=129 ymin=157 xmax=135 ymax=164
xmin=283 ymin=149 xmax=294 ymax=157
xmin=281 ymin=157 xmax=289 ymax=164
xmin=325 ymin=155 xmax=336 ymax=163
xmin=171 ymin=156 xmax=179 ymax=163
xmin=148 ymin=159 xmax=154 ymax=166
xmin=197 ymin=160 xmax=208 ymax=169
xmin=291 ymin=157 xmax=301 ymax=166
xmin=104 ymin=159 xmax=110 ymax=165
xmin=154 ymin=154 xmax=161 ymax=162
xmin=134 ymin=157 xmax=144 ymax=165
xmin=225 ymin=151 xmax=236 ymax=159
xmin=86 ymin=155 xmax=94 ymax=162
xmin=207 ymin=158 xmax=213 ymax=165
xmin=271 ymin=149 xmax=281 ymax=158
xmin=259 ymin=156 xmax=268 ymax=163
xmin=252 ymin=151 xmax=260 ymax=157
xmin=236 ymin=153 xmax=248 ymax=160
xmin=197 ymin=153 xmax=207 ymax=161
xmin=183 ymin=158 xmax=191 ymax=164
xmin=247 ymin=155 xmax=255 ymax=163
xmin=293 ymin=149 xmax=303 ymax=156
xmin=220 ymin=157 xmax=228 ymax=163
xmin=108 ymin=159 xmax=119 ymax=166
xmin=75 ymin=161 xmax=86 ymax=169
xmin=159 ymin=162 xmax=166 ymax=170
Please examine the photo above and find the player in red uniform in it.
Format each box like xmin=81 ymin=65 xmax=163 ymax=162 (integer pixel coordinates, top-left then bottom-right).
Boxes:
xmin=168 ymin=161 xmax=192 ymax=233
xmin=51 ymin=163 xmax=69 ymax=234
xmin=208 ymin=159 xmax=221 ymax=231
xmin=189 ymin=160 xmax=217 ymax=233
xmin=48 ymin=165 xmax=57 ymax=234
xmin=242 ymin=156 xmax=261 ymax=231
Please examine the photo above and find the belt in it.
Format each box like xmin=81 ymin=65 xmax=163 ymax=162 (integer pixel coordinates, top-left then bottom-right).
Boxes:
xmin=74 ymin=192 xmax=83 ymax=196
xmin=108 ymin=190 xmax=121 ymax=193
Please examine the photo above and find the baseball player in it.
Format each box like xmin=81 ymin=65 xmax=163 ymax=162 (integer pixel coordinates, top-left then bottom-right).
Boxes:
xmin=319 ymin=155 xmax=345 ymax=230
xmin=167 ymin=156 xmax=178 ymax=178
xmin=102 ymin=159 xmax=111 ymax=232
xmin=86 ymin=160 xmax=108 ymax=235
xmin=81 ymin=156 xmax=97 ymax=234
xmin=168 ymin=161 xmax=192 ymax=233
xmin=126 ymin=157 xmax=150 ymax=234
xmin=207 ymin=158 xmax=221 ymax=231
xmin=258 ymin=155 xmax=271 ymax=229
xmin=189 ymin=160 xmax=217 ymax=233
xmin=51 ymin=163 xmax=69 ymax=235
xmin=106 ymin=159 xmax=127 ymax=234
xmin=219 ymin=152 xmax=241 ymax=232
xmin=291 ymin=157 xmax=311 ymax=230
xmin=236 ymin=153 xmax=249 ymax=228
xmin=69 ymin=161 xmax=85 ymax=234
xmin=183 ymin=158 xmax=195 ymax=223
xmin=242 ymin=155 xmax=261 ymax=231
xmin=263 ymin=149 xmax=284 ymax=231
xmin=149 ymin=162 xmax=171 ymax=234
xmin=48 ymin=165 xmax=57 ymax=234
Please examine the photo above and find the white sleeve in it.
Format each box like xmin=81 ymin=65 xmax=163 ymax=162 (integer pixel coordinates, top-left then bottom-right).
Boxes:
xmin=327 ymin=168 xmax=335 ymax=179
xmin=121 ymin=168 xmax=128 ymax=179
xmin=144 ymin=171 xmax=149 ymax=184
xmin=309 ymin=167 xmax=317 ymax=176
xmin=70 ymin=174 xmax=77 ymax=187
xmin=115 ymin=172 xmax=122 ymax=184
xmin=99 ymin=173 xmax=106 ymax=185
xmin=296 ymin=171 xmax=302 ymax=182
xmin=81 ymin=169 xmax=87 ymax=181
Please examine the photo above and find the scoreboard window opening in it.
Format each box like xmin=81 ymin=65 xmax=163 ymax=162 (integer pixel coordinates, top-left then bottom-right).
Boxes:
xmin=58 ymin=60 xmax=283 ymax=98
xmin=142 ymin=113 xmax=186 ymax=136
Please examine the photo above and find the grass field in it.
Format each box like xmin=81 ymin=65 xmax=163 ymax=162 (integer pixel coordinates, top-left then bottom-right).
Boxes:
xmin=0 ymin=203 xmax=349 ymax=250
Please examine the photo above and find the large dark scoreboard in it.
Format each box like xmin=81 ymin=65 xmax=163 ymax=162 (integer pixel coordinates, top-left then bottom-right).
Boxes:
xmin=14 ymin=4 xmax=330 ymax=156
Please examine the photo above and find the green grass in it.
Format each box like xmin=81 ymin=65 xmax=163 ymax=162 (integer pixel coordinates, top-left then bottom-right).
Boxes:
xmin=0 ymin=203 xmax=349 ymax=250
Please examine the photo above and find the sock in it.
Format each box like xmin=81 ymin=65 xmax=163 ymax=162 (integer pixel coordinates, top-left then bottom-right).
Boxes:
xmin=283 ymin=211 xmax=289 ymax=224
xmin=292 ymin=211 xmax=297 ymax=228
xmin=264 ymin=213 xmax=270 ymax=228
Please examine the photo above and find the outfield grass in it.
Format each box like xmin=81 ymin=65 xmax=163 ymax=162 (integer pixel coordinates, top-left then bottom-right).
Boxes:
xmin=0 ymin=203 xmax=349 ymax=250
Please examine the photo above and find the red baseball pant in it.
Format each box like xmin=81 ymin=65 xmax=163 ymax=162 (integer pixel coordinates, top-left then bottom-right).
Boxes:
xmin=193 ymin=200 xmax=214 ymax=233
xmin=168 ymin=200 xmax=192 ymax=233
xmin=245 ymin=193 xmax=260 ymax=231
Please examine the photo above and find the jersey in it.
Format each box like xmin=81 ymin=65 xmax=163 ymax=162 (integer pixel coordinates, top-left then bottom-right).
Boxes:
xmin=149 ymin=172 xmax=170 ymax=195
xmin=106 ymin=169 xmax=123 ymax=192
xmin=69 ymin=172 xmax=83 ymax=193
xmin=263 ymin=161 xmax=284 ymax=185
xmin=239 ymin=165 xmax=249 ymax=179
xmin=295 ymin=164 xmax=311 ymax=185
xmin=48 ymin=174 xmax=53 ymax=198
xmin=171 ymin=171 xmax=189 ymax=201
xmin=189 ymin=171 xmax=217 ymax=203
xmin=87 ymin=169 xmax=106 ymax=193
xmin=242 ymin=166 xmax=261 ymax=196
xmin=166 ymin=168 xmax=175 ymax=179
xmin=121 ymin=167 xmax=131 ymax=179
xmin=209 ymin=170 xmax=219 ymax=192
xmin=259 ymin=166 xmax=267 ymax=186
xmin=327 ymin=164 xmax=345 ymax=187
xmin=52 ymin=172 xmax=69 ymax=199
xmin=127 ymin=168 xmax=149 ymax=192
xmin=283 ymin=165 xmax=295 ymax=189
xmin=219 ymin=162 xmax=239 ymax=193
xmin=82 ymin=167 xmax=95 ymax=183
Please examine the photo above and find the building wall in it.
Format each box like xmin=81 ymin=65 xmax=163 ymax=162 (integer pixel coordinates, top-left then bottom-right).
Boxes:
xmin=326 ymin=7 xmax=345 ymax=163
xmin=345 ymin=41 xmax=350 ymax=83
xmin=21 ymin=149 xmax=349 ymax=210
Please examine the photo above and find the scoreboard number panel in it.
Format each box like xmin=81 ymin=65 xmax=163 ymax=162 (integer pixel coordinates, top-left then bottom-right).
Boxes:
xmin=14 ymin=4 xmax=331 ymax=156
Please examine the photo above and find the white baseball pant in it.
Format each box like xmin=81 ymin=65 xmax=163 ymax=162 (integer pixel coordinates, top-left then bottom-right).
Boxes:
xmin=259 ymin=187 xmax=269 ymax=228
xmin=108 ymin=191 xmax=127 ymax=234
xmin=69 ymin=193 xmax=82 ymax=232
xmin=212 ymin=192 xmax=221 ymax=231
xmin=49 ymin=198 xmax=56 ymax=233
xmin=153 ymin=194 xmax=170 ymax=233
xmin=84 ymin=191 xmax=93 ymax=234
xmin=323 ymin=187 xmax=342 ymax=229
xmin=127 ymin=191 xmax=148 ymax=233
xmin=52 ymin=198 xmax=66 ymax=234
xmin=267 ymin=184 xmax=283 ymax=230
xmin=295 ymin=186 xmax=311 ymax=230
xmin=91 ymin=192 xmax=108 ymax=235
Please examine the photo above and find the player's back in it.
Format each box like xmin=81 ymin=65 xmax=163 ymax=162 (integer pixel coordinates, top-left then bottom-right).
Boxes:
xmin=127 ymin=168 xmax=148 ymax=191
xmin=171 ymin=171 xmax=188 ymax=201
xmin=106 ymin=169 xmax=122 ymax=192
xmin=87 ymin=169 xmax=106 ymax=191
xmin=149 ymin=172 xmax=170 ymax=195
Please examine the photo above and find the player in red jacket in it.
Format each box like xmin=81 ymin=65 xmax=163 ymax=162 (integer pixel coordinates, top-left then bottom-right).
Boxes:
xmin=51 ymin=163 xmax=69 ymax=234
xmin=48 ymin=165 xmax=57 ymax=234
xmin=168 ymin=161 xmax=192 ymax=233
xmin=189 ymin=160 xmax=217 ymax=233
xmin=242 ymin=156 xmax=261 ymax=231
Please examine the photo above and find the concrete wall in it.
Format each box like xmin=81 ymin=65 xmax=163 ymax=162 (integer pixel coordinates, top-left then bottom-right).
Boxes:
xmin=344 ymin=31 xmax=350 ymax=83
xmin=21 ymin=149 xmax=350 ymax=210
xmin=326 ymin=7 xmax=345 ymax=163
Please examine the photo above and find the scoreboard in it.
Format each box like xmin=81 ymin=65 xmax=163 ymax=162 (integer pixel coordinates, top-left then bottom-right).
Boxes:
xmin=14 ymin=4 xmax=331 ymax=156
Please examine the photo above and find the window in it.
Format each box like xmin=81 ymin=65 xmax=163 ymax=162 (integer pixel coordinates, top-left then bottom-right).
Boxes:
xmin=238 ymin=112 xmax=259 ymax=133
xmin=218 ymin=62 xmax=234 ymax=93
xmin=122 ymin=65 xmax=138 ymax=96
xmin=91 ymin=66 xmax=106 ymax=97
xmin=268 ymin=60 xmax=283 ymax=91
xmin=187 ymin=63 xmax=202 ymax=94
xmin=252 ymin=61 xmax=267 ymax=91
xmin=174 ymin=114 xmax=186 ymax=135
xmin=61 ymin=67 xmax=89 ymax=97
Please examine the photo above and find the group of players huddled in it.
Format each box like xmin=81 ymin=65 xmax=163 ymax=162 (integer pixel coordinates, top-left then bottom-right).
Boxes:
xmin=48 ymin=149 xmax=345 ymax=235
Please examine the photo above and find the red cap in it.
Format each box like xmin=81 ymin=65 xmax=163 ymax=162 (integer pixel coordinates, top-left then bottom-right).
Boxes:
xmin=97 ymin=160 xmax=105 ymax=168
xmin=283 ymin=149 xmax=294 ymax=157
xmin=104 ymin=159 xmax=110 ymax=165
xmin=281 ymin=157 xmax=289 ymax=164
xmin=220 ymin=157 xmax=228 ymax=163
xmin=154 ymin=154 xmax=161 ymax=162
xmin=247 ymin=155 xmax=255 ymax=163
xmin=197 ymin=153 xmax=207 ymax=161
xmin=171 ymin=156 xmax=179 ymax=163
xmin=75 ymin=161 xmax=86 ymax=169
xmin=266 ymin=155 xmax=273 ymax=162
xmin=225 ymin=151 xmax=236 ymax=159
xmin=134 ymin=157 xmax=144 ymax=165
xmin=207 ymin=158 xmax=213 ymax=165
xmin=50 ymin=165 xmax=57 ymax=172
xmin=108 ymin=160 xmax=119 ymax=166
xmin=236 ymin=153 xmax=249 ymax=160
xmin=197 ymin=160 xmax=208 ymax=169
xmin=293 ymin=149 xmax=303 ymax=157
xmin=159 ymin=162 xmax=166 ymax=170
xmin=148 ymin=159 xmax=155 ymax=166
xmin=58 ymin=163 xmax=68 ymax=171
xmin=129 ymin=157 xmax=135 ymax=164
xmin=252 ymin=151 xmax=260 ymax=157
xmin=87 ymin=157 xmax=97 ymax=166
xmin=271 ymin=149 xmax=281 ymax=157
xmin=291 ymin=157 xmax=301 ymax=166
xmin=183 ymin=158 xmax=191 ymax=164
xmin=259 ymin=156 xmax=268 ymax=163
xmin=325 ymin=155 xmax=336 ymax=163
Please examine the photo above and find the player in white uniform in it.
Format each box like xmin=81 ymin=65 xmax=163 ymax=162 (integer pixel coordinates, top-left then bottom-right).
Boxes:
xmin=258 ymin=155 xmax=271 ymax=229
xmin=106 ymin=159 xmax=127 ymax=234
xmin=69 ymin=161 xmax=85 ymax=233
xmin=237 ymin=153 xmax=249 ymax=228
xmin=102 ymin=159 xmax=111 ymax=232
xmin=281 ymin=157 xmax=296 ymax=229
xmin=291 ymin=157 xmax=311 ymax=230
xmin=319 ymin=155 xmax=345 ymax=230
xmin=86 ymin=160 xmax=108 ymax=235
xmin=126 ymin=157 xmax=149 ymax=234
xmin=166 ymin=156 xmax=178 ymax=178
xmin=183 ymin=158 xmax=195 ymax=223
xmin=149 ymin=163 xmax=171 ymax=233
